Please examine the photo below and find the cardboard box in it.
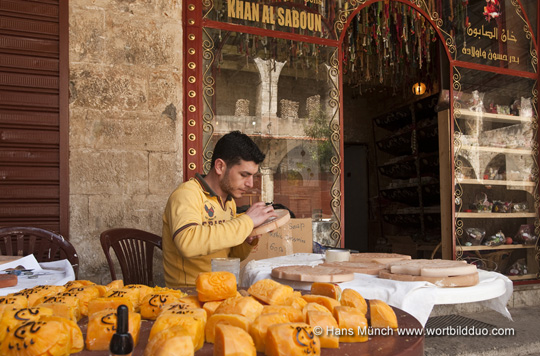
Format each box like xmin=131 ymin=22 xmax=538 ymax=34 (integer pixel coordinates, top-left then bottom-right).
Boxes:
xmin=241 ymin=218 xmax=313 ymax=268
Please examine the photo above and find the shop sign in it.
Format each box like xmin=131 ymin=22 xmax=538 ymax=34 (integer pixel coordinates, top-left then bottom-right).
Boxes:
xmin=227 ymin=0 xmax=322 ymax=34
xmin=462 ymin=25 xmax=520 ymax=65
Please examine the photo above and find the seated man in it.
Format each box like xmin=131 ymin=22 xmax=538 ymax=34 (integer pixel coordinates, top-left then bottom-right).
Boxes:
xmin=162 ymin=131 xmax=276 ymax=287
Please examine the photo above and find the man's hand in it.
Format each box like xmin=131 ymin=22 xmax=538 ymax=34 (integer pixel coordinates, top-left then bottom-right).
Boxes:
xmin=245 ymin=235 xmax=260 ymax=245
xmin=245 ymin=201 xmax=277 ymax=227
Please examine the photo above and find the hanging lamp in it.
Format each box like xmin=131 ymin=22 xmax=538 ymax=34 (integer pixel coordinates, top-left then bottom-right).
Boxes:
xmin=412 ymin=82 xmax=426 ymax=95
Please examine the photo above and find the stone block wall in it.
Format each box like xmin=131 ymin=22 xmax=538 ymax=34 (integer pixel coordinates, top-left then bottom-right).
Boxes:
xmin=68 ymin=0 xmax=183 ymax=285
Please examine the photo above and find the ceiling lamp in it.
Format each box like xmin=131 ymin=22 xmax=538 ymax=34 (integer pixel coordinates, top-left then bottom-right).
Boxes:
xmin=412 ymin=82 xmax=426 ymax=96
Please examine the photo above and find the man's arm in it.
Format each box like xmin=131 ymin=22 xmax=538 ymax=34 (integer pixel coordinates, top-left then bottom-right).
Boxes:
xmin=166 ymin=188 xmax=254 ymax=258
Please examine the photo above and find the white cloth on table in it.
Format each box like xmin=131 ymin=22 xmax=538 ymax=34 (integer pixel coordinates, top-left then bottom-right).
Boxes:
xmin=241 ymin=253 xmax=513 ymax=327
xmin=0 ymin=255 xmax=76 ymax=296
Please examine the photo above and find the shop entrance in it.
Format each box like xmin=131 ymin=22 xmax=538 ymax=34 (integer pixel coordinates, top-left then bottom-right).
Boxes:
xmin=340 ymin=2 xmax=449 ymax=257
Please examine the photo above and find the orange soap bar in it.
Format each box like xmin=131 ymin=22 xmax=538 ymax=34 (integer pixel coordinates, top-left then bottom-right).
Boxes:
xmin=144 ymin=324 xmax=194 ymax=356
xmin=205 ymin=313 xmax=251 ymax=344
xmin=369 ymin=299 xmax=398 ymax=329
xmin=248 ymin=279 xmax=293 ymax=305
xmin=340 ymin=289 xmax=367 ymax=315
xmin=265 ymin=322 xmax=320 ymax=356
xmin=301 ymin=294 xmax=341 ymax=313
xmin=310 ymin=282 xmax=342 ymax=300
xmin=196 ymin=272 xmax=237 ymax=302
xmin=214 ymin=324 xmax=256 ymax=356
xmin=85 ymin=308 xmax=141 ymax=351
xmin=249 ymin=313 xmax=290 ymax=353
xmin=333 ymin=306 xmax=368 ymax=343
xmin=214 ymin=296 xmax=264 ymax=321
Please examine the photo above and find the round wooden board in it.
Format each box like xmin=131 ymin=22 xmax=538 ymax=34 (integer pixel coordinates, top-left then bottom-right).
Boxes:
xmin=271 ymin=265 xmax=355 ymax=283
xmin=249 ymin=209 xmax=290 ymax=236
xmin=0 ymin=274 xmax=18 ymax=288
xmin=379 ymin=270 xmax=480 ymax=287
xmin=320 ymin=261 xmax=387 ymax=275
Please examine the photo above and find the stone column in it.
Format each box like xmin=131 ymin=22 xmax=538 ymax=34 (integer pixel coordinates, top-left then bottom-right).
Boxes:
xmin=259 ymin=166 xmax=274 ymax=204
xmin=254 ymin=58 xmax=286 ymax=134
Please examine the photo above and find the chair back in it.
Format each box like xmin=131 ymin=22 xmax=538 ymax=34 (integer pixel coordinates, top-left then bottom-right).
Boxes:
xmin=0 ymin=226 xmax=79 ymax=278
xmin=100 ymin=228 xmax=162 ymax=286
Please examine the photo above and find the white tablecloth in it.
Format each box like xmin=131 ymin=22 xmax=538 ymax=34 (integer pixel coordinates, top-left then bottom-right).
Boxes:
xmin=241 ymin=253 xmax=513 ymax=326
xmin=0 ymin=255 xmax=76 ymax=296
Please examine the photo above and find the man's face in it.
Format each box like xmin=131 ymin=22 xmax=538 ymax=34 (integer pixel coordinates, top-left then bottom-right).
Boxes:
xmin=219 ymin=159 xmax=259 ymax=199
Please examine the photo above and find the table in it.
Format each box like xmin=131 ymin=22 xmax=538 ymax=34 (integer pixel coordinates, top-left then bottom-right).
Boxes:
xmin=74 ymin=304 xmax=424 ymax=356
xmin=241 ymin=253 xmax=514 ymax=326
xmin=0 ymin=255 xmax=76 ymax=296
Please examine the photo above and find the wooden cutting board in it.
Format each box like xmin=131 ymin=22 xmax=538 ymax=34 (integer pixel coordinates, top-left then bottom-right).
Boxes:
xmin=271 ymin=265 xmax=355 ymax=283
xmin=0 ymin=274 xmax=18 ymax=288
xmin=319 ymin=261 xmax=387 ymax=275
xmin=249 ymin=209 xmax=290 ymax=236
xmin=379 ymin=270 xmax=479 ymax=287
xmin=349 ymin=253 xmax=411 ymax=264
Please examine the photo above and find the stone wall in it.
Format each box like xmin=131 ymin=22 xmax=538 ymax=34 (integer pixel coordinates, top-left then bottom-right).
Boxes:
xmin=68 ymin=0 xmax=183 ymax=284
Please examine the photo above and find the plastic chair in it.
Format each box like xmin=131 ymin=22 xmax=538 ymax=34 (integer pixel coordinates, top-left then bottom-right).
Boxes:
xmin=100 ymin=228 xmax=162 ymax=286
xmin=0 ymin=226 xmax=79 ymax=278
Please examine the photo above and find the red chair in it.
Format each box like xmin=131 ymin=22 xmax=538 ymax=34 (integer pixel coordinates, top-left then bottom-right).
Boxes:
xmin=0 ymin=226 xmax=79 ymax=278
xmin=100 ymin=228 xmax=162 ymax=286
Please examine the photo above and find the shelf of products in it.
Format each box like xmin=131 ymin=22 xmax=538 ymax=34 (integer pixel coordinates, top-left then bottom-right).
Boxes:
xmin=439 ymin=70 xmax=539 ymax=282
xmin=373 ymin=94 xmax=441 ymax=257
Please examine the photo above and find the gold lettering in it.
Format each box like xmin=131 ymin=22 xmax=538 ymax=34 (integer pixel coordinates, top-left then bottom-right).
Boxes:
xmin=292 ymin=9 xmax=299 ymax=28
xmin=244 ymin=0 xmax=251 ymax=20
xmin=236 ymin=0 xmax=244 ymax=19
xmin=252 ymin=3 xmax=260 ymax=22
xmin=300 ymin=11 xmax=307 ymax=29
xmin=228 ymin=0 xmax=235 ymax=18
xmin=277 ymin=7 xmax=285 ymax=26
xmin=262 ymin=5 xmax=270 ymax=23
xmin=307 ymin=12 xmax=314 ymax=31
xmin=314 ymin=14 xmax=321 ymax=32
xmin=285 ymin=8 xmax=292 ymax=27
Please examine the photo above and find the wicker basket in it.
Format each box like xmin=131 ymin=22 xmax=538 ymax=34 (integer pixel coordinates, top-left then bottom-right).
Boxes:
xmin=479 ymin=250 xmax=513 ymax=273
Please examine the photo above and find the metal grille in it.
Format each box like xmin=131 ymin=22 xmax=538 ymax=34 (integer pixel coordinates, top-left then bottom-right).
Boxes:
xmin=425 ymin=314 xmax=497 ymax=337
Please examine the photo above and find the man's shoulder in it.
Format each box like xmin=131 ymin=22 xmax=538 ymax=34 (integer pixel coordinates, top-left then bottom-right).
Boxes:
xmin=171 ymin=178 xmax=203 ymax=195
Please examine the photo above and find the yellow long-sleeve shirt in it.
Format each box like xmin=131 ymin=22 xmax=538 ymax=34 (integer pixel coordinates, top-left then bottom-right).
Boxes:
xmin=162 ymin=174 xmax=254 ymax=287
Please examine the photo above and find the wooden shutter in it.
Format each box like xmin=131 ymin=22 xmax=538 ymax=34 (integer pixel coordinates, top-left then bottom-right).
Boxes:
xmin=0 ymin=0 xmax=69 ymax=237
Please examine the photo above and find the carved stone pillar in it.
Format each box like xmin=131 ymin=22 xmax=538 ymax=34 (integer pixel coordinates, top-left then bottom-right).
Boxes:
xmin=254 ymin=58 xmax=286 ymax=134
xmin=259 ymin=166 xmax=274 ymax=203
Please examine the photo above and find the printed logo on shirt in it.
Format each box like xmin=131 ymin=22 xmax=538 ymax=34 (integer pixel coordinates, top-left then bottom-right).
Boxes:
xmin=204 ymin=204 xmax=215 ymax=219
xmin=202 ymin=220 xmax=226 ymax=226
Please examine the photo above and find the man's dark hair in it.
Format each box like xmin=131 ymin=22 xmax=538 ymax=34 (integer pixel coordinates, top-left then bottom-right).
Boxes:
xmin=211 ymin=131 xmax=265 ymax=168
